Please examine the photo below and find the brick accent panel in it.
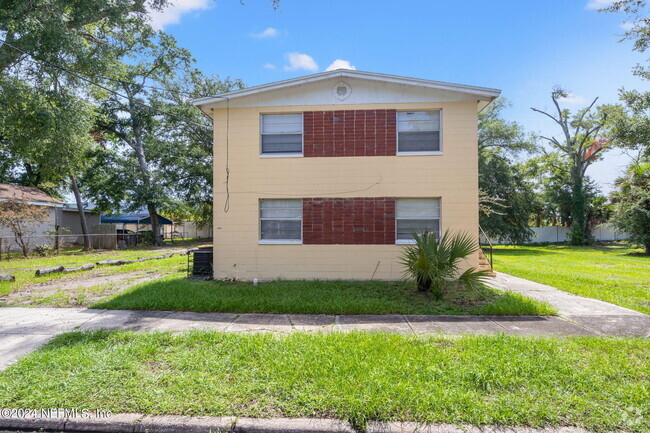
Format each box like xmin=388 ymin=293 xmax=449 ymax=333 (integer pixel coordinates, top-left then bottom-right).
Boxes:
xmin=303 ymin=109 xmax=397 ymax=157
xmin=303 ymin=197 xmax=396 ymax=244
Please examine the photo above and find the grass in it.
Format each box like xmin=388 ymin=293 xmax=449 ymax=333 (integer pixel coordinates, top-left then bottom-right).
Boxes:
xmin=93 ymin=274 xmax=557 ymax=316
xmin=0 ymin=331 xmax=647 ymax=432
xmin=0 ymin=242 xmax=200 ymax=298
xmin=492 ymin=243 xmax=650 ymax=314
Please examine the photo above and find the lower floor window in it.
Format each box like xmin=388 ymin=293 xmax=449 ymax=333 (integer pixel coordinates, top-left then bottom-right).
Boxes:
xmin=260 ymin=199 xmax=302 ymax=241
xmin=396 ymin=198 xmax=440 ymax=242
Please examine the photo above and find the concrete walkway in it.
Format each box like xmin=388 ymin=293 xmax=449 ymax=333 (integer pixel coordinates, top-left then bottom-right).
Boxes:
xmin=0 ymin=272 xmax=648 ymax=370
xmin=486 ymin=272 xmax=650 ymax=337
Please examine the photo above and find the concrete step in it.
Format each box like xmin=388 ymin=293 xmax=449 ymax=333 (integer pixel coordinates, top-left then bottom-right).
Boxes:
xmin=478 ymin=265 xmax=496 ymax=277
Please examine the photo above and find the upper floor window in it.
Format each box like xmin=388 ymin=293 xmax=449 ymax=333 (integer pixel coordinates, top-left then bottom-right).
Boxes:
xmin=261 ymin=113 xmax=303 ymax=156
xmin=396 ymin=198 xmax=441 ymax=243
xmin=397 ymin=111 xmax=441 ymax=154
xmin=259 ymin=199 xmax=302 ymax=243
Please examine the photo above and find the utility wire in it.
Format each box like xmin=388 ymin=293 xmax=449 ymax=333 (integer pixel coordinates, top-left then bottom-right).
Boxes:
xmin=0 ymin=37 xmax=210 ymax=130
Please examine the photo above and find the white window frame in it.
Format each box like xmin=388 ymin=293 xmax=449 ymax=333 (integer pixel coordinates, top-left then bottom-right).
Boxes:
xmin=258 ymin=199 xmax=303 ymax=245
xmin=396 ymin=110 xmax=443 ymax=156
xmin=395 ymin=198 xmax=441 ymax=245
xmin=260 ymin=113 xmax=304 ymax=158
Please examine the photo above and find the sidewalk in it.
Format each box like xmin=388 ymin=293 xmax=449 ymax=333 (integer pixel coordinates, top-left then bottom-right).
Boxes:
xmin=0 ymin=272 xmax=648 ymax=370
xmin=486 ymin=272 xmax=649 ymax=337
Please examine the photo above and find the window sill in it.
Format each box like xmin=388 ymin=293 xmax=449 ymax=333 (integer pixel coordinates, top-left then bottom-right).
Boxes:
xmin=395 ymin=239 xmax=416 ymax=245
xmin=396 ymin=151 xmax=443 ymax=156
xmin=258 ymin=240 xmax=303 ymax=245
xmin=260 ymin=153 xmax=304 ymax=158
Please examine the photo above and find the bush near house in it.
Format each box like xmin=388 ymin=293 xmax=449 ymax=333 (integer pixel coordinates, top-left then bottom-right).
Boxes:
xmin=400 ymin=230 xmax=489 ymax=299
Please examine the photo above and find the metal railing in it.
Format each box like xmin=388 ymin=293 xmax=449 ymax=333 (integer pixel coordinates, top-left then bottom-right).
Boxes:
xmin=478 ymin=224 xmax=493 ymax=269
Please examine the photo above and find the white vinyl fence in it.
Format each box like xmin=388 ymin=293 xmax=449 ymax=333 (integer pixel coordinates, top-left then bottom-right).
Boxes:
xmin=489 ymin=224 xmax=630 ymax=245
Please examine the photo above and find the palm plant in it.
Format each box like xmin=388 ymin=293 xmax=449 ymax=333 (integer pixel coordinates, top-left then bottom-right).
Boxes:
xmin=400 ymin=230 xmax=490 ymax=300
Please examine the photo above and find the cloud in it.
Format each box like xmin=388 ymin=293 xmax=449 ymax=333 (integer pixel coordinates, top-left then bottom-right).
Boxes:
xmin=325 ymin=59 xmax=357 ymax=71
xmin=251 ymin=27 xmax=280 ymax=38
xmin=620 ymin=21 xmax=636 ymax=30
xmin=557 ymin=92 xmax=587 ymax=105
xmin=283 ymin=52 xmax=318 ymax=72
xmin=585 ymin=0 xmax=614 ymax=10
xmin=263 ymin=63 xmax=277 ymax=70
xmin=148 ymin=0 xmax=211 ymax=30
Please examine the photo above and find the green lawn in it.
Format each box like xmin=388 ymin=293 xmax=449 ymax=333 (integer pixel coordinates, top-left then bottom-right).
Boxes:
xmin=492 ymin=243 xmax=650 ymax=314
xmin=92 ymin=274 xmax=556 ymax=316
xmin=0 ymin=331 xmax=647 ymax=432
xmin=0 ymin=243 xmax=198 ymax=298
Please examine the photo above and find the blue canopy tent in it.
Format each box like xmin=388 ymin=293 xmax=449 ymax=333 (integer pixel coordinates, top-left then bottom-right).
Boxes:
xmin=100 ymin=212 xmax=175 ymax=243
xmin=101 ymin=212 xmax=173 ymax=226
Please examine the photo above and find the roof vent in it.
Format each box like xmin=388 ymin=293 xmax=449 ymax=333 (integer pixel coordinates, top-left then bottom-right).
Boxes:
xmin=332 ymin=81 xmax=352 ymax=101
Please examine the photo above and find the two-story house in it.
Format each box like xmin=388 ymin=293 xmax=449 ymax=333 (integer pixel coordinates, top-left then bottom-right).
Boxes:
xmin=193 ymin=69 xmax=500 ymax=280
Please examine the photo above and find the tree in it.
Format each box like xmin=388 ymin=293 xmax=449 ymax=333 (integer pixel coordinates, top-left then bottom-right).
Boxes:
xmin=478 ymin=98 xmax=537 ymax=244
xmin=0 ymin=0 xmax=168 ymax=73
xmin=603 ymin=0 xmax=649 ymax=80
xmin=525 ymin=153 xmax=605 ymax=229
xmin=148 ymin=70 xmax=243 ymax=229
xmin=85 ymin=33 xmax=243 ymax=245
xmin=610 ymin=160 xmax=650 ymax=254
xmin=0 ymin=76 xmax=98 ymax=249
xmin=0 ymin=199 xmax=50 ymax=257
xmin=1 ymin=0 xmax=175 ymax=250
xmin=531 ymin=89 xmax=611 ymax=244
xmin=602 ymin=2 xmax=650 ymax=159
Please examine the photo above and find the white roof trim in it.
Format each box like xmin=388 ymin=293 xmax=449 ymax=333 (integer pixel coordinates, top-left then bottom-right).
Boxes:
xmin=192 ymin=69 xmax=501 ymax=109
xmin=0 ymin=197 xmax=63 ymax=208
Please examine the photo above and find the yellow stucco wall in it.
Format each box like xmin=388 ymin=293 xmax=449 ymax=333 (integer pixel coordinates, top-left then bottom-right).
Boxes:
xmin=211 ymin=101 xmax=479 ymax=280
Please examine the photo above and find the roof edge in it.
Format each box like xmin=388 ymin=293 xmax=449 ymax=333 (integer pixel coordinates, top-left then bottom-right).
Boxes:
xmin=192 ymin=69 xmax=501 ymax=109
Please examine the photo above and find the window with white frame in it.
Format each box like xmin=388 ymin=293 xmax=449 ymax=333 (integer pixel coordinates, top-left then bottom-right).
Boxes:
xmin=259 ymin=199 xmax=302 ymax=242
xmin=397 ymin=111 xmax=441 ymax=153
xmin=260 ymin=113 xmax=303 ymax=155
xmin=396 ymin=198 xmax=440 ymax=242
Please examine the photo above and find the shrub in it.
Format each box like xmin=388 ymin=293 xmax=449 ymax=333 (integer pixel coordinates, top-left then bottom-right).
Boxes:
xmin=34 ymin=244 xmax=53 ymax=256
xmin=400 ymin=230 xmax=490 ymax=300
xmin=139 ymin=231 xmax=156 ymax=245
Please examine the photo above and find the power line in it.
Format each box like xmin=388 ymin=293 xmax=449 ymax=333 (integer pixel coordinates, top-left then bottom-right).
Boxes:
xmin=0 ymin=37 xmax=210 ymax=130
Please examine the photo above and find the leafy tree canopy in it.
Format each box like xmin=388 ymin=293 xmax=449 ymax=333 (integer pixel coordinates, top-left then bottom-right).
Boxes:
xmin=478 ymin=98 xmax=537 ymax=244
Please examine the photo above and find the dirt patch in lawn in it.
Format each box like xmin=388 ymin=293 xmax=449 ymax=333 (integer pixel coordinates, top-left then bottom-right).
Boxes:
xmin=1 ymin=270 xmax=167 ymax=307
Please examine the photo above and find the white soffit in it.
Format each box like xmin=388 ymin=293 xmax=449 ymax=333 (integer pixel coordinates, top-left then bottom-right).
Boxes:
xmin=193 ymin=69 xmax=501 ymax=116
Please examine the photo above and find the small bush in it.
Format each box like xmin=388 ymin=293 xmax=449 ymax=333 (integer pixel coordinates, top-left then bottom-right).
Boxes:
xmin=33 ymin=244 xmax=53 ymax=257
xmin=400 ymin=230 xmax=490 ymax=300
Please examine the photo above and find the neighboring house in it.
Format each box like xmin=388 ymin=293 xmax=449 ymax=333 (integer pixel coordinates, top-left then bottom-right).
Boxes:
xmin=0 ymin=184 xmax=98 ymax=252
xmin=60 ymin=203 xmax=101 ymax=244
xmin=193 ymin=69 xmax=500 ymax=280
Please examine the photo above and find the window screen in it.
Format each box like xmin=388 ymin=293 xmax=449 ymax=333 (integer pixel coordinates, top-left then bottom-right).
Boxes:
xmin=260 ymin=199 xmax=302 ymax=241
xmin=261 ymin=114 xmax=303 ymax=154
xmin=396 ymin=198 xmax=440 ymax=241
xmin=397 ymin=111 xmax=441 ymax=152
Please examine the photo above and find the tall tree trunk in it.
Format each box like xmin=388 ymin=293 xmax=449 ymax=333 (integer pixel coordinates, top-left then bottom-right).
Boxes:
xmin=147 ymin=203 xmax=162 ymax=246
xmin=125 ymin=89 xmax=162 ymax=246
xmin=70 ymin=175 xmax=91 ymax=251
xmin=570 ymin=166 xmax=587 ymax=245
